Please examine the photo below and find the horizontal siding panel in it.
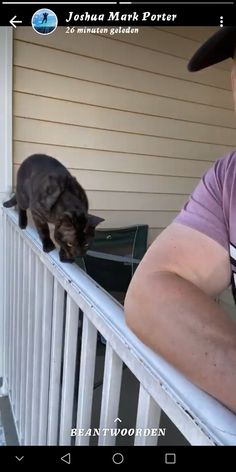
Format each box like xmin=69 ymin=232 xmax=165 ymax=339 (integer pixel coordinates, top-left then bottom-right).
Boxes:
xmin=14 ymin=68 xmax=236 ymax=128
xmin=85 ymin=191 xmax=187 ymax=212
xmin=214 ymin=59 xmax=232 ymax=72
xmin=103 ymin=27 xmax=230 ymax=71
xmin=14 ymin=142 xmax=211 ymax=178
xmin=163 ymin=27 xmax=220 ymax=43
xmin=11 ymin=181 xmax=185 ymax=213
xmin=79 ymin=210 xmax=178 ymax=228
xmin=148 ymin=228 xmax=163 ymax=244
xmin=82 ymin=179 xmax=191 ymax=198
xmin=14 ymin=42 xmax=233 ymax=110
xmin=13 ymin=164 xmax=199 ymax=194
xmin=162 ymin=28 xmax=231 ymax=71
xmin=105 ymin=27 xmax=200 ymax=59
xmin=14 ymin=92 xmax=236 ymax=146
xmin=14 ymin=28 xmax=229 ymax=89
xmin=13 ymin=28 xmax=236 ymax=245
xmin=14 ymin=118 xmax=233 ymax=160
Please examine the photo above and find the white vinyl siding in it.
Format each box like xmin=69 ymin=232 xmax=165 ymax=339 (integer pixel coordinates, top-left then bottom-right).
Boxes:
xmin=13 ymin=27 xmax=236 ymax=247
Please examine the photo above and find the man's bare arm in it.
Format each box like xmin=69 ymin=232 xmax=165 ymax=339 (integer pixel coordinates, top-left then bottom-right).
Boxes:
xmin=124 ymin=223 xmax=236 ymax=412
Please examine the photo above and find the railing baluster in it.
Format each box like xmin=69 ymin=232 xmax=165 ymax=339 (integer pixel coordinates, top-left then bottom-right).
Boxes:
xmin=38 ymin=267 xmax=54 ymax=445
xmin=75 ymin=315 xmax=97 ymax=446
xmin=134 ymin=384 xmax=161 ymax=446
xmin=0 ymin=209 xmax=4 ymax=394
xmin=8 ymin=224 xmax=14 ymax=398
xmin=3 ymin=214 xmax=10 ymax=394
xmin=19 ymin=241 xmax=29 ymax=444
xmin=24 ymin=250 xmax=36 ymax=445
xmin=1 ymin=212 xmax=5 ymax=392
xmin=47 ymin=280 xmax=65 ymax=445
xmin=98 ymin=343 xmax=123 ymax=446
xmin=15 ymin=235 xmax=23 ymax=426
xmin=11 ymin=227 xmax=18 ymax=414
xmin=59 ymin=295 xmax=79 ymax=446
xmin=31 ymin=258 xmax=44 ymax=445
xmin=8 ymin=223 xmax=12 ymax=393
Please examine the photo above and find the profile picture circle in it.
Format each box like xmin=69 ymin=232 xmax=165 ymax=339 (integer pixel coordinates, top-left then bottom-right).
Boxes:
xmin=31 ymin=9 xmax=58 ymax=35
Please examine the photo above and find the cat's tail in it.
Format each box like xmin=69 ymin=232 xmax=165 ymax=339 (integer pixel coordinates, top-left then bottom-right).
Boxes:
xmin=3 ymin=194 xmax=17 ymax=208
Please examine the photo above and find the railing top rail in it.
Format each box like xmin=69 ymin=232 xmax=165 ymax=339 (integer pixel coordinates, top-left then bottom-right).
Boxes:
xmin=3 ymin=207 xmax=236 ymax=445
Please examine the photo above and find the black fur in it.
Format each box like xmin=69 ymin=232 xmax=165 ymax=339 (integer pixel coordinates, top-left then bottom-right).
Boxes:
xmin=4 ymin=154 xmax=104 ymax=262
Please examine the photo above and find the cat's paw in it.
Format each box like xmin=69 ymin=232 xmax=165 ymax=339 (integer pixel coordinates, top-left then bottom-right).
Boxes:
xmin=19 ymin=212 xmax=27 ymax=229
xmin=43 ymin=240 xmax=55 ymax=253
xmin=19 ymin=221 xmax=27 ymax=229
xmin=59 ymin=249 xmax=74 ymax=263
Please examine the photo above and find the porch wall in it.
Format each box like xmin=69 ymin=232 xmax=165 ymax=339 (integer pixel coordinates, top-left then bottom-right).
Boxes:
xmin=12 ymin=26 xmax=236 ymax=312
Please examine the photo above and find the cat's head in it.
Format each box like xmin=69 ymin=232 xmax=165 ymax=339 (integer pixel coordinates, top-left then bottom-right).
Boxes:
xmin=54 ymin=211 xmax=104 ymax=262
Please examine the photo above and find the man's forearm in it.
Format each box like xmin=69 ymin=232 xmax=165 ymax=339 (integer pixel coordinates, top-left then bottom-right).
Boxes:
xmin=124 ymin=272 xmax=236 ymax=412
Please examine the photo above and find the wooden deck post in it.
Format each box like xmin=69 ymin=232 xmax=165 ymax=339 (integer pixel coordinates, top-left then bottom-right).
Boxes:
xmin=0 ymin=27 xmax=13 ymax=394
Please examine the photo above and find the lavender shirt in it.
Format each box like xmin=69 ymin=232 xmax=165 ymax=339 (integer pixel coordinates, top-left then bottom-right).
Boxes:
xmin=174 ymin=151 xmax=236 ymax=296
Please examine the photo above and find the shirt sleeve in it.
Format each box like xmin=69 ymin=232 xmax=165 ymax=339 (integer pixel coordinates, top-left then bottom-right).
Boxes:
xmin=173 ymin=155 xmax=230 ymax=251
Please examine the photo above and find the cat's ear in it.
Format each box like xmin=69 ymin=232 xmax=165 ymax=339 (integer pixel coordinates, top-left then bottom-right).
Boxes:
xmin=86 ymin=214 xmax=104 ymax=229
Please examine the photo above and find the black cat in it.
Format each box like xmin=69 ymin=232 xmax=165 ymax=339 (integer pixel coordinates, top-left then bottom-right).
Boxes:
xmin=3 ymin=154 xmax=104 ymax=262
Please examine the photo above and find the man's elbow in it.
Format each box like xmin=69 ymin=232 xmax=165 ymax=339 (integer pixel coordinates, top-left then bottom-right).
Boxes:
xmin=124 ymin=272 xmax=156 ymax=338
xmin=124 ymin=269 xmax=182 ymax=342
xmin=124 ymin=280 xmax=139 ymax=332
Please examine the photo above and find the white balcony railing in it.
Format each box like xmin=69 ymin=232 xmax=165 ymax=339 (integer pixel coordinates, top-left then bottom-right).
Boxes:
xmin=1 ymin=207 xmax=236 ymax=446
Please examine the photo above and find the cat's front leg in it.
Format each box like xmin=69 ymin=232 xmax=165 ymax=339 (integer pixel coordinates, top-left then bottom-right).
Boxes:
xmin=59 ymin=248 xmax=74 ymax=263
xmin=19 ymin=208 xmax=28 ymax=229
xmin=31 ymin=211 xmax=55 ymax=253
xmin=43 ymin=239 xmax=56 ymax=253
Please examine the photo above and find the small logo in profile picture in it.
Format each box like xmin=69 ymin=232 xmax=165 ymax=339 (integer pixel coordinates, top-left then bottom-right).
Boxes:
xmin=31 ymin=9 xmax=58 ymax=35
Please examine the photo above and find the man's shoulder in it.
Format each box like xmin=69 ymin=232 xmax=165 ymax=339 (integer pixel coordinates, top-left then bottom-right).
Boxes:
xmin=217 ymin=150 xmax=236 ymax=170
xmin=206 ymin=151 xmax=236 ymax=185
